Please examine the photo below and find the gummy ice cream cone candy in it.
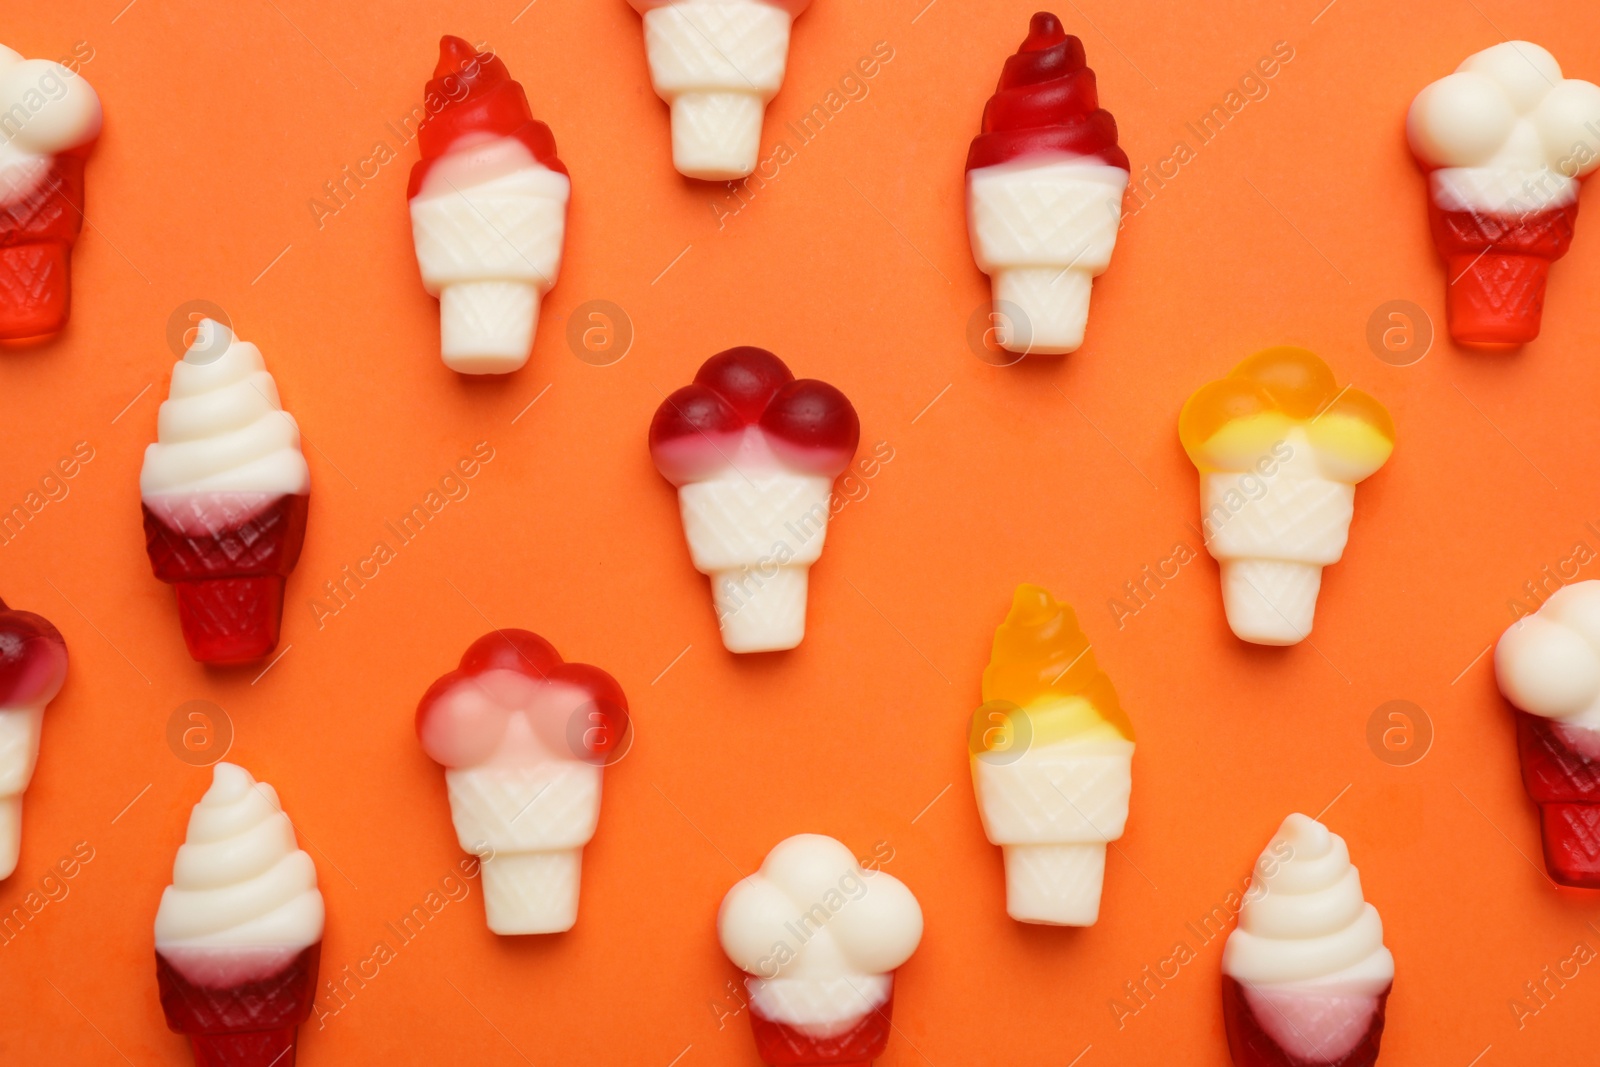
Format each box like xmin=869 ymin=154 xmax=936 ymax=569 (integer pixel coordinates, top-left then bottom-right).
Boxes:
xmin=1408 ymin=42 xmax=1600 ymax=345
xmin=155 ymin=764 xmax=324 ymax=1067
xmin=0 ymin=45 xmax=100 ymax=340
xmin=141 ymin=320 xmax=310 ymax=665
xmin=417 ymin=630 xmax=629 ymax=935
xmin=629 ymin=0 xmax=811 ymax=180
xmin=1180 ymin=348 xmax=1394 ymax=646
xmin=969 ymin=585 xmax=1133 ymax=925
xmin=965 ymin=13 xmax=1130 ymax=356
xmin=1221 ymin=814 xmax=1394 ymax=1067
xmin=0 ymin=598 xmax=67 ymax=880
xmin=650 ymin=347 xmax=859 ymax=654
xmin=719 ymin=834 xmax=922 ymax=1067
xmin=1495 ymin=581 xmax=1600 ymax=888
xmin=409 ymin=36 xmax=570 ymax=375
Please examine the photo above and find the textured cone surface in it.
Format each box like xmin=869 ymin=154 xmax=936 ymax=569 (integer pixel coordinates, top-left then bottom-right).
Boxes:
xmin=446 ymin=765 xmax=599 ymax=851
xmin=411 ymin=188 xmax=565 ymax=283
xmin=0 ymin=157 xmax=85 ymax=338
xmin=1221 ymin=976 xmax=1387 ymax=1067
xmin=644 ymin=1 xmax=790 ymax=90
xmin=1428 ymin=199 xmax=1579 ymax=343
xmin=969 ymin=168 xmax=1122 ymax=266
xmin=748 ymin=991 xmax=893 ymax=1066
xmin=1204 ymin=476 xmax=1353 ymax=564
xmin=144 ymin=495 xmax=308 ymax=662
xmin=680 ymin=474 xmax=831 ymax=570
xmin=157 ymin=945 xmax=319 ymax=1037
xmin=975 ymin=751 xmax=1131 ymax=841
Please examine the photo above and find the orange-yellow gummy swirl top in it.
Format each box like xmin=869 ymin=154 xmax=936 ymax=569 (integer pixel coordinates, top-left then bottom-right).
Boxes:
xmin=1178 ymin=347 xmax=1395 ymax=480
xmin=970 ymin=585 xmax=1132 ymax=754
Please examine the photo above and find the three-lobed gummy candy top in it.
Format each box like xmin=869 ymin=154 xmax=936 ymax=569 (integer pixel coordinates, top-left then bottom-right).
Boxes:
xmin=416 ymin=630 xmax=629 ymax=770
xmin=649 ymin=347 xmax=860 ymax=486
xmin=1179 ymin=347 xmax=1395 ymax=480
xmin=970 ymin=584 xmax=1132 ymax=754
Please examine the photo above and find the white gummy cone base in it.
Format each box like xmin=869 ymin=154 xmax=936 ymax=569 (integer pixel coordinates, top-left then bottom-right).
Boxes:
xmin=713 ymin=565 xmax=809 ymax=653
xmin=993 ymin=268 xmax=1094 ymax=355
xmin=0 ymin=796 xmax=19 ymax=880
xmin=1220 ymin=559 xmax=1324 ymax=645
xmin=672 ymin=92 xmax=764 ymax=180
xmin=480 ymin=849 xmax=582 ymax=934
xmin=1002 ymin=842 xmax=1108 ymax=926
xmin=440 ymin=281 xmax=539 ymax=375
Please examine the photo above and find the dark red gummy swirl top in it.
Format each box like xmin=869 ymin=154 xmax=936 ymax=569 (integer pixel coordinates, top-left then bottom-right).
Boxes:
xmin=416 ymin=629 xmax=629 ymax=768
xmin=650 ymin=347 xmax=860 ymax=486
xmin=407 ymin=36 xmax=567 ymax=199
xmin=965 ymin=12 xmax=1129 ymax=173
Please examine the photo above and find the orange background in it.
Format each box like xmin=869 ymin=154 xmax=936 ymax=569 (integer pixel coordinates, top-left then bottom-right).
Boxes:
xmin=3 ymin=0 xmax=1600 ymax=1063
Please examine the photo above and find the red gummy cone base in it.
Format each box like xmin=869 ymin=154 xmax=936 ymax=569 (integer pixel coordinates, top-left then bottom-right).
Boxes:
xmin=747 ymin=989 xmax=894 ymax=1067
xmin=142 ymin=494 xmax=309 ymax=665
xmin=1516 ymin=711 xmax=1600 ymax=887
xmin=1427 ymin=199 xmax=1579 ymax=346
xmin=1221 ymin=977 xmax=1388 ymax=1067
xmin=0 ymin=154 xmax=88 ymax=340
xmin=156 ymin=944 xmax=319 ymax=1067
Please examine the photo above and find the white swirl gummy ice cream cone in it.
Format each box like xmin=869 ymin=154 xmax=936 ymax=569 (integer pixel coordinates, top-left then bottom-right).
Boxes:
xmin=408 ymin=37 xmax=571 ymax=374
xmin=417 ymin=629 xmax=629 ymax=935
xmin=154 ymin=763 xmax=324 ymax=1067
xmin=629 ymin=0 xmax=810 ymax=180
xmin=1221 ymin=814 xmax=1394 ymax=1067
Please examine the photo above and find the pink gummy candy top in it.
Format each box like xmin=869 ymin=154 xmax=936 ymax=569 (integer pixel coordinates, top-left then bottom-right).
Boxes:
xmin=649 ymin=347 xmax=860 ymax=487
xmin=0 ymin=598 xmax=68 ymax=709
xmin=407 ymin=36 xmax=567 ymax=200
xmin=416 ymin=630 xmax=628 ymax=769
xmin=965 ymin=12 xmax=1129 ymax=173
xmin=627 ymin=0 xmax=810 ymax=14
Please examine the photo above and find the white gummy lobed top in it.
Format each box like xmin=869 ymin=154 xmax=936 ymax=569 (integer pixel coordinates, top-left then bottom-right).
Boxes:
xmin=1497 ymin=580 xmax=1600 ymax=730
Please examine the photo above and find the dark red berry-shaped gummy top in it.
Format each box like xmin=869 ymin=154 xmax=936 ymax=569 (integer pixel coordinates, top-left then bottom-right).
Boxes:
xmin=650 ymin=347 xmax=860 ymax=486
xmin=0 ymin=598 xmax=68 ymax=709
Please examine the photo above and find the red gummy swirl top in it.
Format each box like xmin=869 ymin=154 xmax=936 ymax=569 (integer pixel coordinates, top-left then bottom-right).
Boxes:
xmin=0 ymin=598 xmax=68 ymax=709
xmin=649 ymin=347 xmax=861 ymax=486
xmin=965 ymin=12 xmax=1129 ymax=173
xmin=416 ymin=630 xmax=628 ymax=768
xmin=407 ymin=36 xmax=567 ymax=199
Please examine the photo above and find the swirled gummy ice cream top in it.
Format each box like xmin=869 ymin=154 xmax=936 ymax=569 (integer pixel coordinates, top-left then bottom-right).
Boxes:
xmin=408 ymin=36 xmax=566 ymax=201
xmin=154 ymin=763 xmax=324 ymax=953
xmin=140 ymin=320 xmax=310 ymax=499
xmin=649 ymin=347 xmax=859 ymax=487
xmin=1179 ymin=347 xmax=1394 ymax=481
xmin=965 ymin=12 xmax=1128 ymax=173
xmin=1408 ymin=41 xmax=1600 ymax=212
xmin=971 ymin=585 xmax=1131 ymax=755
xmin=1223 ymin=813 xmax=1394 ymax=993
